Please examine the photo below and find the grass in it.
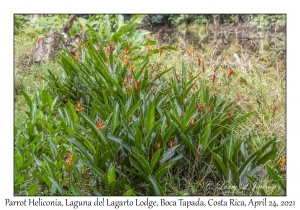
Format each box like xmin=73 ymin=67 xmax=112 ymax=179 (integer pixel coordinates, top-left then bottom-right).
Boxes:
xmin=14 ymin=16 xmax=286 ymax=196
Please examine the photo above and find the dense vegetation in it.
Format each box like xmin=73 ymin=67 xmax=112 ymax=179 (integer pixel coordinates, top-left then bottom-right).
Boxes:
xmin=14 ymin=14 xmax=286 ymax=196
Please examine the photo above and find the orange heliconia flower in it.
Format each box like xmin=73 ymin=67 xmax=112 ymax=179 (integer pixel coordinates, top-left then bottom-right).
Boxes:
xmin=81 ymin=24 xmax=85 ymax=32
xmin=237 ymin=94 xmax=242 ymax=102
xmin=187 ymin=46 xmax=193 ymax=56
xmin=189 ymin=119 xmax=195 ymax=125
xmin=159 ymin=49 xmax=163 ymax=57
xmin=73 ymin=52 xmax=80 ymax=62
xmin=227 ymin=70 xmax=233 ymax=77
xmin=129 ymin=63 xmax=134 ymax=72
xmin=155 ymin=73 xmax=161 ymax=79
xmin=105 ymin=43 xmax=114 ymax=56
xmin=75 ymin=102 xmax=84 ymax=112
xmin=228 ymin=111 xmax=234 ymax=120
xmin=197 ymin=58 xmax=201 ymax=66
xmin=134 ymin=80 xmax=139 ymax=90
xmin=96 ymin=121 xmax=106 ymax=131
xmin=169 ymin=140 xmax=174 ymax=150
xmin=196 ymin=101 xmax=204 ymax=112
xmin=107 ymin=43 xmax=114 ymax=53
xmin=66 ymin=154 xmax=73 ymax=166
xmin=124 ymin=45 xmax=130 ymax=55
xmin=157 ymin=141 xmax=161 ymax=149
xmin=126 ymin=74 xmax=133 ymax=83
xmin=279 ymin=156 xmax=286 ymax=168
xmin=146 ymin=44 xmax=153 ymax=52
xmin=80 ymin=44 xmax=85 ymax=49
xmin=212 ymin=74 xmax=216 ymax=83
xmin=121 ymin=55 xmax=130 ymax=65
xmin=207 ymin=104 xmax=211 ymax=111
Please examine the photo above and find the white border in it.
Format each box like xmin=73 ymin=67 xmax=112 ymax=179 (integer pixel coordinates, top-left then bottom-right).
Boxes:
xmin=2 ymin=1 xmax=298 ymax=209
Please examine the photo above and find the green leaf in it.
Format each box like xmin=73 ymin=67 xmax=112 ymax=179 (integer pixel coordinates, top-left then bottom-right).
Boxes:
xmin=71 ymin=164 xmax=81 ymax=182
xmin=160 ymin=145 xmax=180 ymax=164
xmin=124 ymin=14 xmax=144 ymax=34
xmin=107 ymin=135 xmax=131 ymax=151
xmin=68 ymin=101 xmax=79 ymax=123
xmin=128 ymin=158 xmax=148 ymax=181
xmin=48 ymin=177 xmax=63 ymax=195
xmin=200 ymin=122 xmax=211 ymax=149
xmin=83 ymin=161 xmax=107 ymax=182
xmin=28 ymin=183 xmax=37 ymax=196
xmin=154 ymin=161 xmax=176 ymax=180
xmin=233 ymin=112 xmax=254 ymax=125
xmin=181 ymin=133 xmax=197 ymax=154
xmin=266 ymin=164 xmax=286 ymax=192
xmin=127 ymin=99 xmax=142 ymax=118
xmin=227 ymin=158 xmax=240 ymax=188
xmin=70 ymin=184 xmax=82 ymax=195
xmin=159 ymin=46 xmax=179 ymax=51
xmin=115 ymin=14 xmax=124 ymax=30
xmin=148 ymin=175 xmax=164 ymax=195
xmin=209 ymin=149 xmax=227 ymax=176
xmin=256 ymin=149 xmax=277 ymax=166
xmin=14 ymin=175 xmax=24 ymax=186
xmin=246 ymin=173 xmax=255 ymax=185
xmin=42 ymin=154 xmax=55 ymax=178
xmin=19 ymin=159 xmax=33 ymax=170
xmin=111 ymin=103 xmax=119 ymax=133
xmin=227 ymin=130 xmax=235 ymax=160
xmin=66 ymin=137 xmax=93 ymax=164
xmin=108 ymin=166 xmax=116 ymax=185
xmin=174 ymin=99 xmax=182 ymax=117
xmin=150 ymin=149 xmax=162 ymax=169
xmin=146 ymin=103 xmax=155 ymax=132
xmin=238 ymin=150 xmax=260 ymax=177
xmin=47 ymin=137 xmax=58 ymax=159
xmin=109 ymin=180 xmax=117 ymax=195
xmin=21 ymin=90 xmax=32 ymax=110
xmin=81 ymin=114 xmax=107 ymax=145
xmin=183 ymin=96 xmax=197 ymax=126
xmin=131 ymin=147 xmax=152 ymax=175
xmin=123 ymin=190 xmax=136 ymax=196
xmin=134 ymin=126 xmax=142 ymax=152
xmin=99 ymin=151 xmax=111 ymax=172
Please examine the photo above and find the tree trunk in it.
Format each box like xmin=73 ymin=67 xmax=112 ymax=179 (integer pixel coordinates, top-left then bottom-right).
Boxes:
xmin=34 ymin=14 xmax=78 ymax=62
xmin=212 ymin=15 xmax=219 ymax=26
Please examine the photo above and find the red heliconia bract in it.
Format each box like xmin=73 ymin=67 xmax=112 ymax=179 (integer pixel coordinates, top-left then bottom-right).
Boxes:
xmin=169 ymin=140 xmax=174 ymax=150
xmin=228 ymin=111 xmax=234 ymax=120
xmin=212 ymin=74 xmax=216 ymax=83
xmin=157 ymin=142 xmax=161 ymax=149
xmin=134 ymin=80 xmax=139 ymax=90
